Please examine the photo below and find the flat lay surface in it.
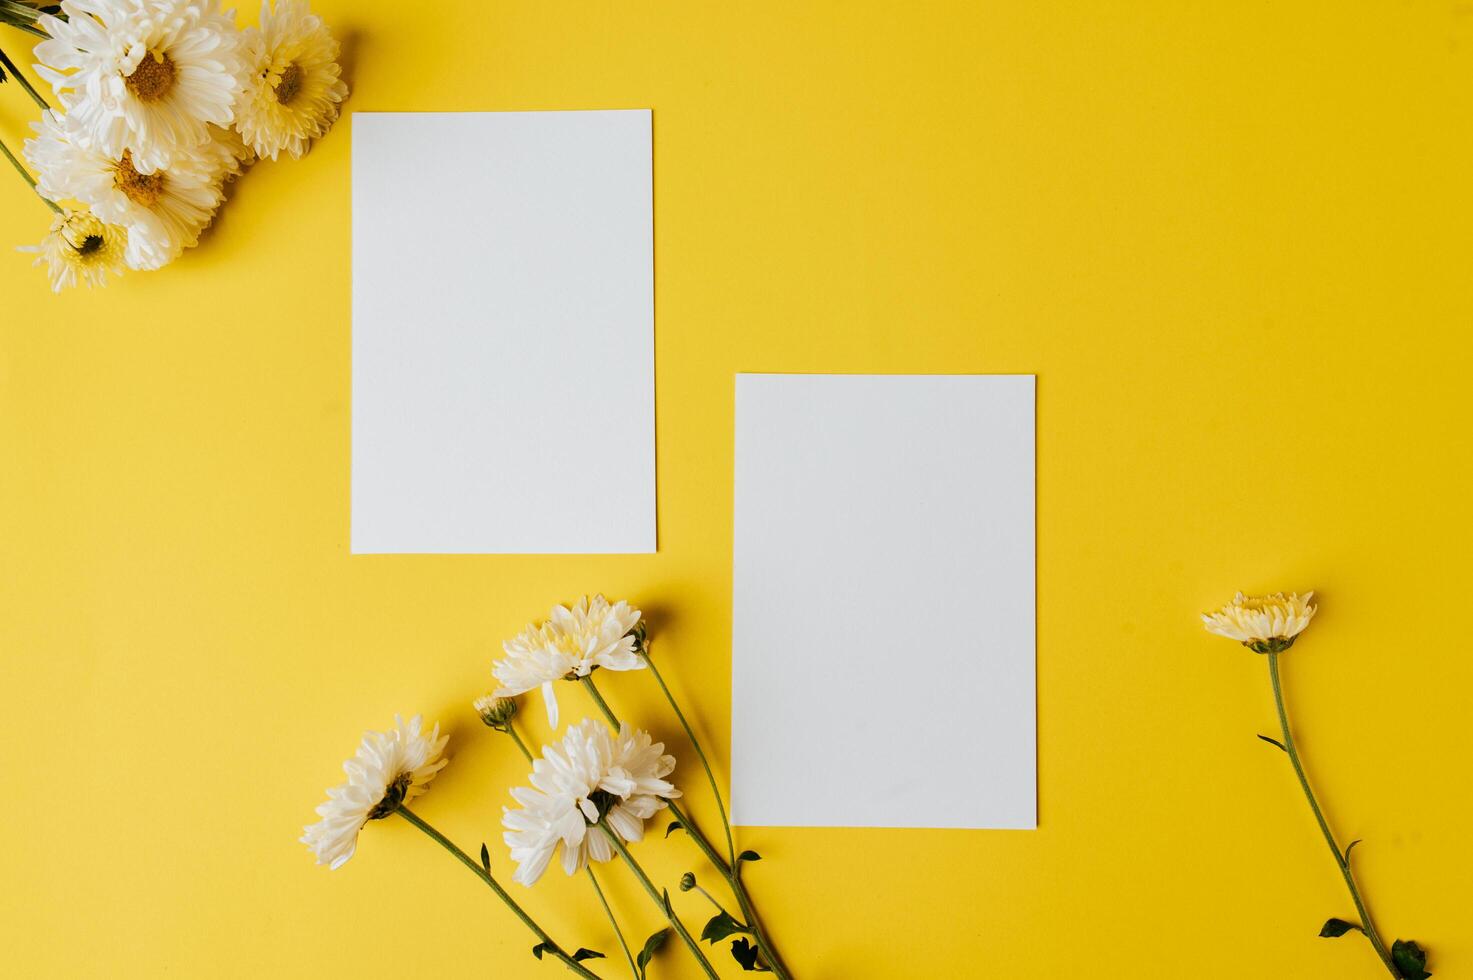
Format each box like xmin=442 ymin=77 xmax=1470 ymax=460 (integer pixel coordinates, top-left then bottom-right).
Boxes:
xmin=2 ymin=2 xmax=1471 ymax=976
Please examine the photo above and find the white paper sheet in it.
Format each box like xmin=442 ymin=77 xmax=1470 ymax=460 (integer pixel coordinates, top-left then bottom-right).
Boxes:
xmin=351 ymin=110 xmax=655 ymax=554
xmin=732 ymin=374 xmax=1036 ymax=829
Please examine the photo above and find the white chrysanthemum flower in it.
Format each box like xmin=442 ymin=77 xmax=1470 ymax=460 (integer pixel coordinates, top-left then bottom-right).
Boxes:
xmin=235 ymin=0 xmax=346 ymax=160
xmin=493 ymin=595 xmax=645 ymax=727
xmin=204 ymin=122 xmax=254 ymax=181
xmin=301 ymin=714 xmax=448 ymax=870
xmin=19 ymin=208 xmax=128 ymax=291
xmin=1202 ymin=591 xmax=1317 ymax=653
xmin=502 ymin=719 xmax=679 ymax=887
xmin=34 ymin=0 xmax=246 ymax=175
xmin=25 ymin=109 xmax=222 ymax=270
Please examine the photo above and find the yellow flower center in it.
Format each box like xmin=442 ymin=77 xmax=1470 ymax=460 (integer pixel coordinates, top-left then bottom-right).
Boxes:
xmin=274 ymin=63 xmax=304 ymax=106
xmin=114 ymin=151 xmax=166 ymax=208
xmin=125 ymin=52 xmax=176 ymax=102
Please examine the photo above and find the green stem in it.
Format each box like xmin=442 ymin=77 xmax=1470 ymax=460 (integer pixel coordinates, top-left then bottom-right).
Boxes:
xmin=505 ymin=721 xmax=637 ymax=978
xmin=586 ymin=866 xmax=640 ymax=980
xmin=1267 ymin=652 xmax=1400 ymax=978
xmin=693 ymin=883 xmax=739 ymax=921
xmin=397 ymin=808 xmax=604 ymax=980
xmin=0 ymin=44 xmax=50 ymax=110
xmin=582 ymin=672 xmax=794 ymax=979
xmin=0 ymin=133 xmax=61 ymax=214
xmin=597 ymin=822 xmax=720 ymax=980
xmin=639 ymin=651 xmax=737 ymax=867
xmin=504 ymin=724 xmax=535 ymax=763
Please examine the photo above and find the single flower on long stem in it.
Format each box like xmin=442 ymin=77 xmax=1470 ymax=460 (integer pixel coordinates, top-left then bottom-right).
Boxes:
xmin=1203 ymin=592 xmax=1430 ymax=980
xmin=301 ymin=714 xmax=603 ymax=979
xmin=477 ymin=695 xmax=641 ymax=980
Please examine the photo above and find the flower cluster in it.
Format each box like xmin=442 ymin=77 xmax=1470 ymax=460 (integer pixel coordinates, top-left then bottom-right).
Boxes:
xmin=7 ymin=0 xmax=346 ymax=290
xmin=303 ymin=595 xmax=795 ymax=978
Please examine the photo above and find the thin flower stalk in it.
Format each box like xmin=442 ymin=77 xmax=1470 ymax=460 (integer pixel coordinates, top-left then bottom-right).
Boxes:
xmin=1267 ymin=651 xmax=1398 ymax=977
xmin=0 ymin=134 xmax=61 ymax=213
xmin=0 ymin=44 xmax=49 ymax=109
xmin=398 ymin=807 xmax=604 ymax=980
xmin=581 ymin=673 xmax=793 ymax=979
xmin=597 ymin=822 xmax=720 ymax=980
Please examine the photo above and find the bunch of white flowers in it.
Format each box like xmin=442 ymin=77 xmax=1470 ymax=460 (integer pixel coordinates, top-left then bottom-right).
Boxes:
xmin=0 ymin=0 xmax=346 ymax=291
xmin=302 ymin=596 xmax=797 ymax=980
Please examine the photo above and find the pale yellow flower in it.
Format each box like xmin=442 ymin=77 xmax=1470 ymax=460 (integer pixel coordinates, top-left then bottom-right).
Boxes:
xmin=1202 ymin=591 xmax=1316 ymax=653
xmin=20 ymin=209 xmax=128 ymax=292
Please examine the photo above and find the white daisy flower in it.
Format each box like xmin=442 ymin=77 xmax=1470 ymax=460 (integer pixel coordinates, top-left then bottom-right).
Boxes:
xmin=235 ymin=0 xmax=346 ymax=160
xmin=25 ymin=109 xmax=223 ymax=270
xmin=1202 ymin=591 xmax=1317 ymax=653
xmin=493 ymin=595 xmax=645 ymax=728
xmin=502 ymin=718 xmax=679 ymax=887
xmin=20 ymin=208 xmax=128 ymax=291
xmin=34 ymin=0 xmax=247 ymax=175
xmin=301 ymin=714 xmax=448 ymax=870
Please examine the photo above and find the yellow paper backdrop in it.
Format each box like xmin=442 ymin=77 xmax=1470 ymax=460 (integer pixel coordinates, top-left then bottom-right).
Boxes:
xmin=2 ymin=2 xmax=1470 ymax=977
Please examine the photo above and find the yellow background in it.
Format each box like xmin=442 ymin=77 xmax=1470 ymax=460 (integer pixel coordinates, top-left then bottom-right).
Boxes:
xmin=2 ymin=2 xmax=1470 ymax=977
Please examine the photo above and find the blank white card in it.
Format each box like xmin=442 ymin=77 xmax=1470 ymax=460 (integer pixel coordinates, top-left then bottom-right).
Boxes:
xmin=732 ymin=374 xmax=1036 ymax=829
xmin=351 ymin=110 xmax=655 ymax=553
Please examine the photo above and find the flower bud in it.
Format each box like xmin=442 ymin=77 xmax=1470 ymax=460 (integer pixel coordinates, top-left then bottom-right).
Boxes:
xmin=679 ymin=872 xmax=696 ymax=892
xmin=473 ymin=694 xmax=519 ymax=729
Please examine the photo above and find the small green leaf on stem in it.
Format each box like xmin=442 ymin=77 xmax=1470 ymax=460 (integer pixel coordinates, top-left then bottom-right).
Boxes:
xmin=737 ymin=850 xmax=762 ymax=864
xmin=1392 ymin=939 xmax=1431 ymax=980
xmin=701 ymin=910 xmax=747 ymax=944
xmin=480 ymin=843 xmax=492 ymax=875
xmin=730 ymin=937 xmax=767 ymax=971
xmin=637 ymin=928 xmax=670 ymax=976
xmin=1318 ymin=918 xmax=1360 ymax=938
xmin=531 ymin=942 xmax=552 ymax=960
xmin=1343 ymin=839 xmax=1361 ymax=864
xmin=1257 ymin=734 xmax=1287 ymax=751
xmin=661 ymin=888 xmax=675 ymax=918
xmin=571 ymin=949 xmax=605 ymax=962
xmin=666 ymin=820 xmax=683 ymax=838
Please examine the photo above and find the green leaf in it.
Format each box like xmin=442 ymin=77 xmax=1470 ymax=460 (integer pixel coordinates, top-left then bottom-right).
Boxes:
xmin=661 ymin=888 xmax=675 ymax=918
xmin=480 ymin=844 xmax=492 ymax=875
xmin=637 ymin=928 xmax=670 ymax=977
xmin=665 ymin=820 xmax=683 ymax=838
xmin=729 ymin=937 xmax=767 ymax=971
xmin=701 ymin=910 xmax=747 ymax=944
xmin=1344 ymin=839 xmax=1362 ymax=863
xmin=1318 ymin=918 xmax=1360 ymax=938
xmin=531 ymin=942 xmax=552 ymax=960
xmin=1392 ymin=939 xmax=1431 ymax=980
xmin=737 ymin=850 xmax=762 ymax=864
xmin=1257 ymin=734 xmax=1287 ymax=751
xmin=571 ymin=948 xmax=605 ymax=962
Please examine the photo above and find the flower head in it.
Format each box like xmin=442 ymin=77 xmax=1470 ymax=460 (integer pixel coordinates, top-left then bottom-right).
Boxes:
xmin=20 ymin=208 xmax=128 ymax=291
xmin=25 ymin=109 xmax=222 ymax=270
xmin=474 ymin=693 xmax=519 ymax=729
xmin=235 ymin=0 xmax=346 ymax=160
xmin=301 ymin=714 xmax=448 ymax=870
xmin=1202 ymin=591 xmax=1317 ymax=653
xmin=501 ymin=718 xmax=679 ymax=887
xmin=34 ymin=0 xmax=247 ymax=175
xmin=493 ymin=595 xmax=644 ymax=727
